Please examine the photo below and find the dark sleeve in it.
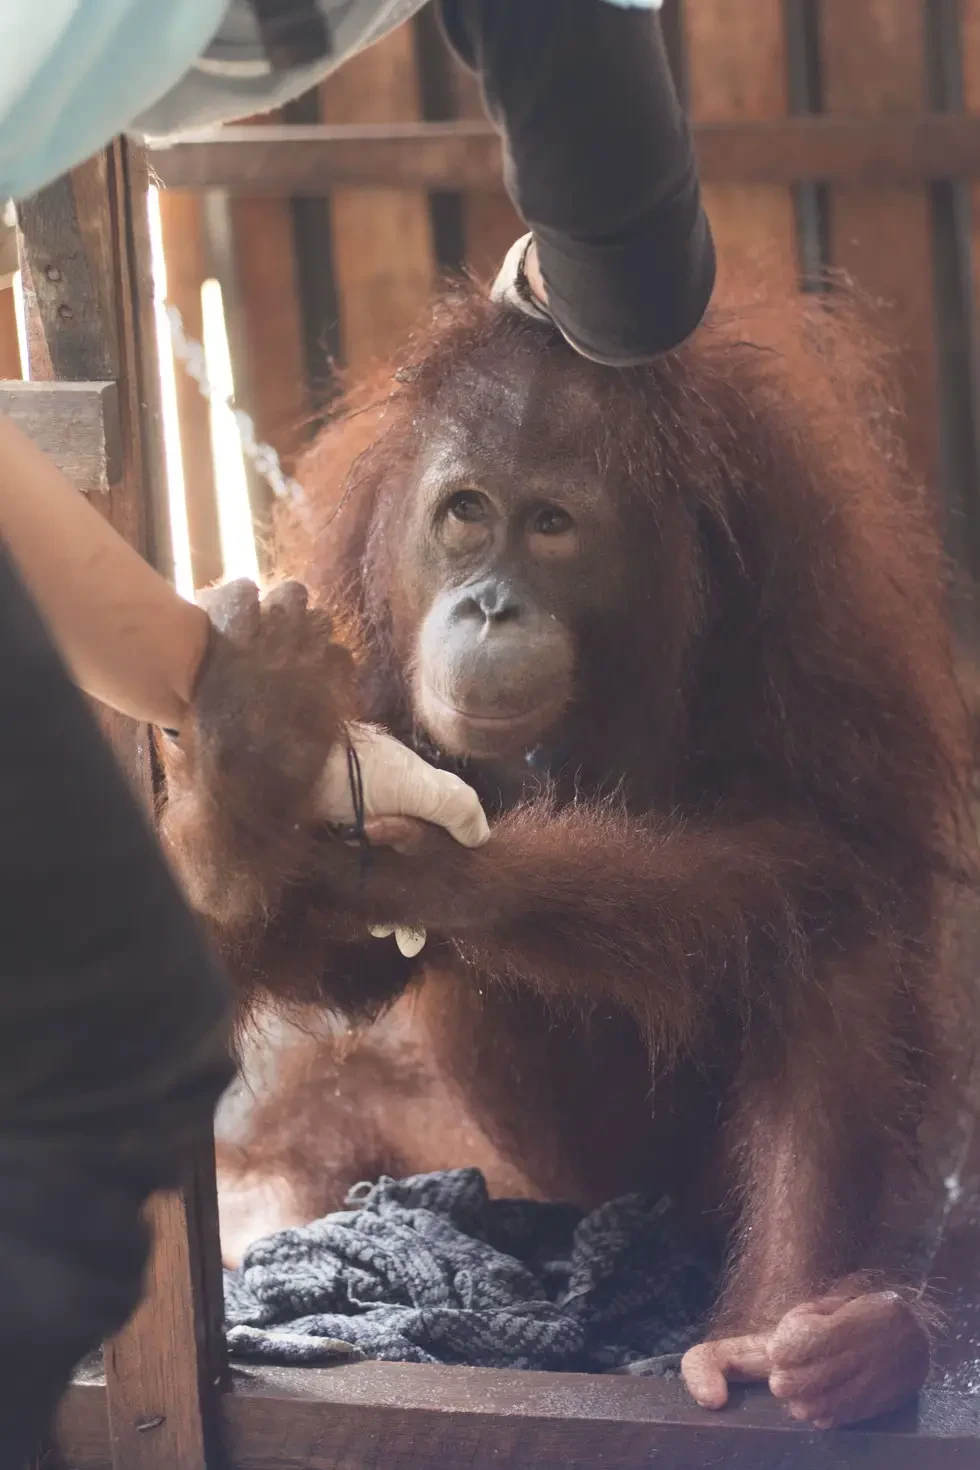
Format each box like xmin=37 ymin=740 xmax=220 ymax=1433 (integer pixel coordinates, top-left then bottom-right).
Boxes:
xmin=0 ymin=544 xmax=233 ymax=1467
xmin=438 ymin=0 xmax=715 ymax=365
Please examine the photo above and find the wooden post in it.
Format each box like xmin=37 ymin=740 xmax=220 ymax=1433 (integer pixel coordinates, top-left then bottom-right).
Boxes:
xmin=820 ymin=0 xmax=940 ymax=490
xmin=229 ymin=115 xmax=311 ymax=481
xmin=684 ymin=0 xmax=799 ymax=296
xmin=964 ymin=2 xmax=980 ymax=298
xmin=320 ymin=22 xmax=436 ymax=373
xmin=448 ymin=66 xmax=522 ymax=285
xmin=18 ymin=144 xmax=226 ymax=1470
xmin=157 ymin=191 xmax=223 ymax=591
xmin=0 ymin=292 xmax=22 ymax=378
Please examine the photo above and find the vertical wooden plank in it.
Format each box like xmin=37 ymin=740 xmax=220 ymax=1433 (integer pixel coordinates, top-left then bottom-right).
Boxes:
xmin=230 ymin=195 xmax=310 ymax=466
xmin=17 ymin=154 xmax=147 ymax=794
xmin=450 ymin=64 xmax=523 ymax=284
xmin=320 ymin=23 xmax=436 ymax=373
xmin=0 ymin=286 xmax=22 ymax=377
xmin=821 ymin=1 xmax=940 ymax=488
xmin=960 ymin=3 xmax=980 ymax=511
xmin=200 ymin=187 xmax=272 ymax=546
xmin=105 ymin=142 xmax=226 ymax=1470
xmin=228 ymin=110 xmax=311 ymax=478
xmin=158 ymin=191 xmax=222 ymax=590
xmin=104 ymin=1160 xmax=224 ymax=1470
xmin=20 ymin=146 xmax=225 ymax=1470
xmin=684 ymin=1 xmax=798 ymax=296
xmin=963 ymin=4 xmax=980 ymax=215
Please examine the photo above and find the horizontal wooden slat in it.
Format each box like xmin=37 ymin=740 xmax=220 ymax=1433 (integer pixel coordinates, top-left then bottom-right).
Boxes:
xmin=150 ymin=115 xmax=980 ymax=194
xmin=0 ymin=379 xmax=121 ymax=494
xmin=57 ymin=1364 xmax=980 ymax=1470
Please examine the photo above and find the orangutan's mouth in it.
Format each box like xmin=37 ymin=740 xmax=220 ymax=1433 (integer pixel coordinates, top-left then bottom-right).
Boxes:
xmin=423 ymin=684 xmax=566 ymax=735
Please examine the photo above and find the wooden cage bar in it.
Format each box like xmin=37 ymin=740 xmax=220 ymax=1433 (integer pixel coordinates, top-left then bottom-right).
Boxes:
xmin=149 ymin=114 xmax=980 ymax=195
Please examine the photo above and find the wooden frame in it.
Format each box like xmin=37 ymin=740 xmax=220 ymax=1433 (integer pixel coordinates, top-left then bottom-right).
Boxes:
xmin=149 ymin=115 xmax=980 ymax=194
xmin=55 ymin=1362 xmax=980 ymax=1470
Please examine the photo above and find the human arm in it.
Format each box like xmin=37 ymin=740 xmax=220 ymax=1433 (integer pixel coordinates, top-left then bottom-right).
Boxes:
xmin=439 ymin=0 xmax=715 ymax=363
xmin=0 ymin=413 xmax=209 ymax=730
xmin=0 ymin=426 xmax=488 ymax=847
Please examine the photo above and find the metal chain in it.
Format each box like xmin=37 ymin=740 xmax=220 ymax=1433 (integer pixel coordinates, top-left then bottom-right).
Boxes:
xmin=164 ymin=303 xmax=306 ymax=505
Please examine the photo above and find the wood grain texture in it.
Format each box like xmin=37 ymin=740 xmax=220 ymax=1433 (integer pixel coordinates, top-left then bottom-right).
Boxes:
xmin=821 ymin=0 xmax=940 ymax=488
xmin=230 ymin=193 xmax=310 ymax=474
xmin=149 ymin=115 xmax=980 ymax=194
xmin=56 ymin=1365 xmax=980 ymax=1470
xmin=221 ymin=109 xmax=312 ymax=495
xmin=157 ymin=190 xmax=222 ymax=590
xmin=16 ymin=152 xmax=146 ymax=792
xmin=962 ymin=0 xmax=980 ymax=527
xmin=103 ymin=151 xmax=225 ymax=1470
xmin=684 ymin=1 xmax=798 ymax=296
xmin=449 ymin=63 xmax=522 ymax=285
xmin=104 ymin=1189 xmax=218 ymax=1470
xmin=0 ymin=380 xmax=120 ymax=494
xmin=0 ymin=284 xmax=22 ymax=377
xmin=18 ymin=159 xmax=117 ymax=383
xmin=320 ymin=23 xmax=435 ymax=373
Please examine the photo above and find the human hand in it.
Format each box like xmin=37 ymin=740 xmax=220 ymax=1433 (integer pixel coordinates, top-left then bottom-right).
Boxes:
xmin=316 ymin=723 xmax=490 ymax=850
xmin=318 ymin=739 xmax=489 ymax=962
xmin=491 ymin=234 xmax=551 ymax=323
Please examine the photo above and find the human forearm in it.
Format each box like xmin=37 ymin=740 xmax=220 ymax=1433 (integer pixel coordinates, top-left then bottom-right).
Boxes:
xmin=0 ymin=415 xmax=210 ymax=729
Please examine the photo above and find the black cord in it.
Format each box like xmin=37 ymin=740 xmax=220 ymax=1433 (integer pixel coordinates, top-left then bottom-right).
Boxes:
xmin=344 ymin=734 xmax=371 ymax=873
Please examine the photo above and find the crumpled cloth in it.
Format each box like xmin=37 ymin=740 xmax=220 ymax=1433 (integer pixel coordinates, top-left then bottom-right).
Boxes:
xmin=224 ymin=1168 xmax=717 ymax=1371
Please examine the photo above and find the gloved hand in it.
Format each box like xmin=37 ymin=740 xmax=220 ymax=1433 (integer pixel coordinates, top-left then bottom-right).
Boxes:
xmin=491 ymin=234 xmax=552 ymax=326
xmin=317 ymin=723 xmax=489 ymax=962
xmin=316 ymin=722 xmax=490 ymax=850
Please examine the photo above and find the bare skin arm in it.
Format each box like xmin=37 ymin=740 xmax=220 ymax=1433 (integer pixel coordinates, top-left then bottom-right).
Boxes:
xmin=0 ymin=415 xmax=209 ymax=729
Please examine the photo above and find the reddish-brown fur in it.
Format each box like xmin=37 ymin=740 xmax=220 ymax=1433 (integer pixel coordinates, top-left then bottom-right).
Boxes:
xmin=160 ymin=281 xmax=974 ymax=1426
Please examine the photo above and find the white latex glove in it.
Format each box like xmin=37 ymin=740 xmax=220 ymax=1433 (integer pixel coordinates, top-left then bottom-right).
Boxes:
xmin=317 ymin=723 xmax=489 ymax=962
xmin=491 ymin=234 xmax=552 ymax=327
xmin=316 ymin=722 xmax=490 ymax=849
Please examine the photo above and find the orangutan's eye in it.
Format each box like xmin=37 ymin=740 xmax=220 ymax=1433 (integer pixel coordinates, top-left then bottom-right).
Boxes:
xmin=447 ymin=490 xmax=489 ymax=522
xmin=531 ymin=505 xmax=574 ymax=536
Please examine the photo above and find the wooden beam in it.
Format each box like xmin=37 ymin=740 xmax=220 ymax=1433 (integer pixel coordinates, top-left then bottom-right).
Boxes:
xmin=17 ymin=155 xmax=145 ymax=781
xmin=0 ymin=380 xmax=120 ymax=494
xmin=821 ymin=2 xmax=940 ymax=491
xmin=685 ymin=1 xmax=798 ymax=294
xmin=157 ymin=190 xmax=222 ymax=590
xmin=56 ymin=1365 xmax=980 ymax=1470
xmin=447 ymin=54 xmax=523 ymax=283
xmin=104 ymin=1173 xmax=224 ymax=1470
xmin=0 ymin=286 xmax=22 ymax=375
xmin=230 ymin=187 xmax=311 ymax=477
xmin=149 ymin=115 xmax=980 ymax=194
xmin=319 ymin=20 xmax=436 ymax=374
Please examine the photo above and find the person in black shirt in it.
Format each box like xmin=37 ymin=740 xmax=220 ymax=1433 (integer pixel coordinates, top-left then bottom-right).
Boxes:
xmin=0 ymin=2 xmax=715 ymax=1460
xmin=133 ymin=0 xmax=715 ymax=367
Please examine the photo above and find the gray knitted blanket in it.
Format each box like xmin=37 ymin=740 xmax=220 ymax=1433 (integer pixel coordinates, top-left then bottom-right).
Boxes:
xmin=224 ymin=1168 xmax=717 ymax=1371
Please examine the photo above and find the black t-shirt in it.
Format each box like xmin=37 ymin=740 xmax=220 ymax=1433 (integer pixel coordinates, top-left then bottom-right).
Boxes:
xmin=0 ymin=545 xmax=233 ymax=1468
xmin=441 ymin=0 xmax=715 ymax=363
